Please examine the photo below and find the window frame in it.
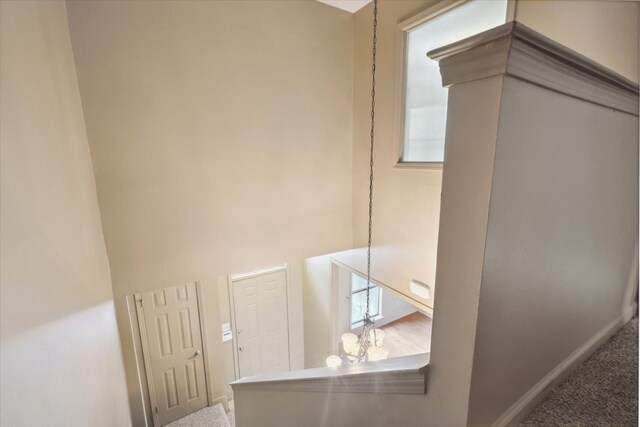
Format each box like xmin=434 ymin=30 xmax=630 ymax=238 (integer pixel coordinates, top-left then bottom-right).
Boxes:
xmin=349 ymin=273 xmax=383 ymax=329
xmin=394 ymin=0 xmax=514 ymax=169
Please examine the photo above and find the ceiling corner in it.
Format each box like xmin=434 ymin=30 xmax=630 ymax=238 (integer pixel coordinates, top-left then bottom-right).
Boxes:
xmin=316 ymin=0 xmax=371 ymax=14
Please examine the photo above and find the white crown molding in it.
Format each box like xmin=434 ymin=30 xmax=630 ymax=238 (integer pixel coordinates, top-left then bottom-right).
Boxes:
xmin=428 ymin=22 xmax=639 ymax=116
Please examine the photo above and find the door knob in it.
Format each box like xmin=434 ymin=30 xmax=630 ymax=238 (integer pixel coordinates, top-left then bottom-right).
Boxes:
xmin=238 ymin=346 xmax=245 ymax=351
xmin=188 ymin=350 xmax=200 ymax=359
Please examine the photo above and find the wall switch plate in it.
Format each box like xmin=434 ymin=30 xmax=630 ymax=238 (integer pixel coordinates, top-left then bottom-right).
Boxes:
xmin=222 ymin=323 xmax=232 ymax=342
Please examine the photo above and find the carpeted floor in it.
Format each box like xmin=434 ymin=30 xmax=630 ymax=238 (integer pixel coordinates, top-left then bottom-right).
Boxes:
xmin=521 ymin=318 xmax=638 ymax=427
xmin=164 ymin=403 xmax=230 ymax=427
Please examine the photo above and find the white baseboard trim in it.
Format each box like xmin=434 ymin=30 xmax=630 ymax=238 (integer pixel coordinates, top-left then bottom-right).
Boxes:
xmin=492 ymin=303 xmax=638 ymax=427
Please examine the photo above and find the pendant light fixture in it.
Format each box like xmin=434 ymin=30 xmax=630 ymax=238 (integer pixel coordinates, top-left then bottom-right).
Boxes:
xmin=326 ymin=0 xmax=389 ymax=367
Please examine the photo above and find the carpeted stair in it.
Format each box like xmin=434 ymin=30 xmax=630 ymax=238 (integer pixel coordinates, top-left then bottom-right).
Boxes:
xmin=521 ymin=318 xmax=638 ymax=426
xmin=164 ymin=403 xmax=231 ymax=427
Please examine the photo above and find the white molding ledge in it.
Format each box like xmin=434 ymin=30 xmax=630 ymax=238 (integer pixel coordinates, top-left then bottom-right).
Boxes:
xmin=230 ymin=353 xmax=429 ymax=395
xmin=428 ymin=22 xmax=639 ymax=116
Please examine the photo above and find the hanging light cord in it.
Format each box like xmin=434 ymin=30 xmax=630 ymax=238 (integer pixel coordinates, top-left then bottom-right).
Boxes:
xmin=365 ymin=0 xmax=378 ymax=318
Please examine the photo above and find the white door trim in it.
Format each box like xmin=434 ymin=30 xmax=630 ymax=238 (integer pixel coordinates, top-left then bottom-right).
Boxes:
xmin=195 ymin=283 xmax=214 ymax=409
xmin=230 ymin=265 xmax=287 ymax=282
xmin=134 ymin=294 xmax=161 ymax=427
xmin=135 ymin=282 xmax=211 ymax=427
xmin=228 ymin=264 xmax=291 ymax=380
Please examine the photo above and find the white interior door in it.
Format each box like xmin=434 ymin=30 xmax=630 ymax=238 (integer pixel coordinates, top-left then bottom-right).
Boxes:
xmin=137 ymin=283 xmax=208 ymax=426
xmin=233 ymin=270 xmax=290 ymax=378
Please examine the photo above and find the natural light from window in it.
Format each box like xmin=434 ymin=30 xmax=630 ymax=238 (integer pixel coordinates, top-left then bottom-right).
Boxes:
xmin=401 ymin=0 xmax=507 ymax=163
xmin=351 ymin=273 xmax=382 ymax=328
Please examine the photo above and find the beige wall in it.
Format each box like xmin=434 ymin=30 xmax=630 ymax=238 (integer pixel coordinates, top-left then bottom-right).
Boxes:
xmin=302 ymin=255 xmax=335 ymax=368
xmin=350 ymin=0 xmax=442 ymax=311
xmin=66 ymin=0 xmax=354 ymax=295
xmin=349 ymin=0 xmax=640 ymax=305
xmin=235 ymin=73 xmax=507 ymax=427
xmin=0 ymin=1 xmax=130 ymax=425
xmin=300 ymin=0 xmax=458 ymax=371
xmin=515 ymin=0 xmax=639 ymax=83
xmin=237 ymin=8 xmax=640 ymax=423
xmin=347 ymin=0 xmax=640 ymax=312
xmin=6 ymin=0 xmax=632 ymax=425
xmin=344 ymin=0 xmax=640 ymax=362
xmin=65 ymin=1 xmax=354 ymax=425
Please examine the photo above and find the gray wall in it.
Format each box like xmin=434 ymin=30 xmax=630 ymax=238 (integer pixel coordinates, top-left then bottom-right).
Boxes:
xmin=467 ymin=76 xmax=639 ymax=425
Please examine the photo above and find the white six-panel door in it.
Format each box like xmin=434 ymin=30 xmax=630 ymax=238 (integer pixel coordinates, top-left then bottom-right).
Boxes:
xmin=233 ymin=270 xmax=290 ymax=378
xmin=137 ymin=283 xmax=208 ymax=426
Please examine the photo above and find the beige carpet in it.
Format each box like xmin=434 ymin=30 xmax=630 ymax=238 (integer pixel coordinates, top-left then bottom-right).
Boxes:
xmin=164 ymin=404 xmax=230 ymax=427
xmin=522 ymin=318 xmax=638 ymax=426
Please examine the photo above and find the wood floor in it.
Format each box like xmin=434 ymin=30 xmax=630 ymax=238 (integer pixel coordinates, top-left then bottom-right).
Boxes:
xmin=379 ymin=311 xmax=432 ymax=358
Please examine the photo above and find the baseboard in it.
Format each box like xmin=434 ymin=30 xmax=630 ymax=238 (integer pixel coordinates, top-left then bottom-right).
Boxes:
xmin=210 ymin=395 xmax=229 ymax=412
xmin=492 ymin=303 xmax=637 ymax=427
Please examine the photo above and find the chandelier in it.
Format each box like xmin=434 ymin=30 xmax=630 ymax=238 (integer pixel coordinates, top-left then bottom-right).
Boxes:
xmin=326 ymin=0 xmax=389 ymax=368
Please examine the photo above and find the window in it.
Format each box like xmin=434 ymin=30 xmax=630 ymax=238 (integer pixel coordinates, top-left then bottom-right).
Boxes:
xmin=350 ymin=273 xmax=382 ymax=328
xmin=400 ymin=0 xmax=508 ymax=164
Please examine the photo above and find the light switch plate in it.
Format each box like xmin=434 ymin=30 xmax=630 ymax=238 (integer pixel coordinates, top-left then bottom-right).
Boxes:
xmin=222 ymin=323 xmax=232 ymax=342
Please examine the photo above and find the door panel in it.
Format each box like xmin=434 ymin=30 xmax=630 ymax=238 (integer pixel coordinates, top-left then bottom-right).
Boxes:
xmin=139 ymin=283 xmax=207 ymax=426
xmin=233 ymin=270 xmax=290 ymax=378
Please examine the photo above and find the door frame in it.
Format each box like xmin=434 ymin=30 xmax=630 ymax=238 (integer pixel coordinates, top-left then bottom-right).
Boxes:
xmin=134 ymin=282 xmax=212 ymax=427
xmin=227 ymin=264 xmax=292 ymax=380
